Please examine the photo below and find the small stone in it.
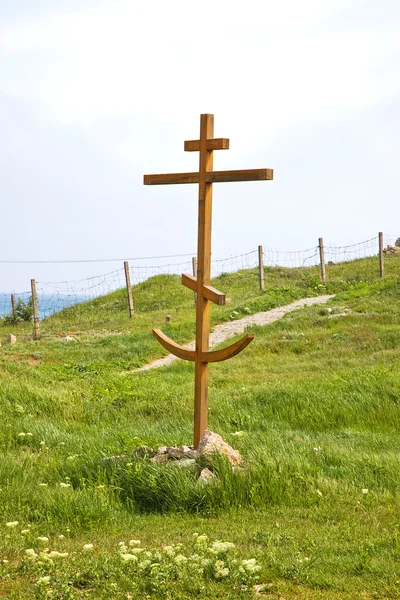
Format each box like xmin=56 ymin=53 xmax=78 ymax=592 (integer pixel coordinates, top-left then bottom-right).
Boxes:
xmin=61 ymin=335 xmax=76 ymax=342
xmin=167 ymin=447 xmax=184 ymax=459
xmin=179 ymin=445 xmax=197 ymax=459
xmin=198 ymin=467 xmax=215 ymax=483
xmin=8 ymin=334 xmax=16 ymax=344
xmin=152 ymin=453 xmax=169 ymax=464
xmin=156 ymin=446 xmax=168 ymax=455
xmin=197 ymin=430 xmax=242 ymax=468
xmin=131 ymin=445 xmax=154 ymax=458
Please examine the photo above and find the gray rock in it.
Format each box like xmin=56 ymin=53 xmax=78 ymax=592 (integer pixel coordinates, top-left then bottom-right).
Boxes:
xmin=179 ymin=445 xmax=197 ymax=459
xmin=8 ymin=334 xmax=16 ymax=344
xmin=132 ymin=445 xmax=154 ymax=458
xmin=152 ymin=453 xmax=169 ymax=464
xmin=167 ymin=447 xmax=184 ymax=459
xmin=156 ymin=446 xmax=168 ymax=455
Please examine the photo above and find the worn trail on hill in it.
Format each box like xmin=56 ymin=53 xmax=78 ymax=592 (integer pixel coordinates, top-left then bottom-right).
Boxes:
xmin=136 ymin=295 xmax=334 ymax=372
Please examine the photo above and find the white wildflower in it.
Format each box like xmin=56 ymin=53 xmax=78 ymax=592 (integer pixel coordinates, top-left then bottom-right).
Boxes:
xmin=210 ymin=541 xmax=235 ymax=554
xmin=6 ymin=521 xmax=19 ymax=528
xmin=126 ymin=547 xmax=144 ymax=555
xmin=36 ymin=576 xmax=51 ymax=585
xmin=21 ymin=529 xmax=30 ymax=535
xmin=214 ymin=559 xmax=229 ymax=578
xmin=316 ymin=489 xmax=323 ymax=497
xmin=39 ymin=483 xmax=48 ymax=488
xmin=174 ymin=554 xmax=188 ymax=565
xmin=232 ymin=431 xmax=245 ymax=437
xmin=162 ymin=545 xmax=175 ymax=557
xmin=241 ymin=558 xmax=261 ymax=573
xmin=83 ymin=543 xmax=94 ymax=551
xmin=18 ymin=432 xmax=26 ymax=437
xmin=48 ymin=551 xmax=68 ymax=558
xmin=128 ymin=539 xmax=141 ymax=547
xmin=362 ymin=488 xmax=369 ymax=494
xmin=195 ymin=534 xmax=208 ymax=546
xmin=37 ymin=536 xmax=49 ymax=542
xmin=26 ymin=432 xmax=33 ymax=437
xmin=120 ymin=553 xmax=138 ymax=562
xmin=58 ymin=535 xmax=65 ymax=540
xmin=313 ymin=446 xmax=321 ymax=452
xmin=59 ymin=483 xmax=71 ymax=488
xmin=25 ymin=548 xmax=38 ymax=559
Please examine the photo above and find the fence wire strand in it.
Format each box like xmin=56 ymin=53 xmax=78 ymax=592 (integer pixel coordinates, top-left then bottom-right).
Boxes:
xmin=1 ymin=234 xmax=399 ymax=329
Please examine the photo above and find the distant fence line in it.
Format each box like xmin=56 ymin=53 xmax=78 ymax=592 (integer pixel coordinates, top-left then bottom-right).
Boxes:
xmin=1 ymin=233 xmax=398 ymax=337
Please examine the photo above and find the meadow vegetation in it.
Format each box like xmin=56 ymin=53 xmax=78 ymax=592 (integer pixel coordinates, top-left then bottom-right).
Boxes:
xmin=0 ymin=255 xmax=399 ymax=598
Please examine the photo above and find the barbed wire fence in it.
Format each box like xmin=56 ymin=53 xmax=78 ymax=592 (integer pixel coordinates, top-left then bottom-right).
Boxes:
xmin=1 ymin=232 xmax=399 ymax=339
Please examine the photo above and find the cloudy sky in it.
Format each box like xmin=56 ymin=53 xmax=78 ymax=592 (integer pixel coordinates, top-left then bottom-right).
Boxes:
xmin=1 ymin=0 xmax=399 ymax=291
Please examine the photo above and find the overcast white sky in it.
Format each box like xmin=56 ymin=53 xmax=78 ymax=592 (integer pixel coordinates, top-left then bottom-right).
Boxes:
xmin=1 ymin=0 xmax=399 ymax=291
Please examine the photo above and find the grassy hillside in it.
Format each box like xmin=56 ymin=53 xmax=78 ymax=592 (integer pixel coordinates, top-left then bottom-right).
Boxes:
xmin=0 ymin=255 xmax=399 ymax=599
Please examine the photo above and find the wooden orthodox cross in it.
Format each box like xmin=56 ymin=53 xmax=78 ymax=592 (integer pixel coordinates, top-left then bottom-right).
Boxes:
xmin=144 ymin=114 xmax=273 ymax=448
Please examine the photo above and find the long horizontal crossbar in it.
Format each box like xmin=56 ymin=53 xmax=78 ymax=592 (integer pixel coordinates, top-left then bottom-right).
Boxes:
xmin=184 ymin=138 xmax=230 ymax=152
xmin=182 ymin=273 xmax=225 ymax=305
xmin=144 ymin=168 xmax=273 ymax=186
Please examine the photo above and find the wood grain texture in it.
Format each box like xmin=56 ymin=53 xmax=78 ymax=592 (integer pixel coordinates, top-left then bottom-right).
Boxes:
xmin=153 ymin=329 xmax=196 ymax=361
xmin=202 ymin=333 xmax=254 ymax=362
xmin=182 ymin=273 xmax=225 ymax=305
xmin=207 ymin=168 xmax=273 ymax=183
xmin=144 ymin=172 xmax=199 ymax=185
xmin=144 ymin=168 xmax=273 ymax=186
xmin=143 ymin=112 xmax=274 ymax=448
xmin=184 ymin=138 xmax=229 ymax=152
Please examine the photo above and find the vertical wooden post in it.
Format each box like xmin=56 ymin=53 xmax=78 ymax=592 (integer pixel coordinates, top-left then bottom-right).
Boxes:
xmin=258 ymin=245 xmax=265 ymax=290
xmin=11 ymin=294 xmax=16 ymax=320
xmin=318 ymin=237 xmax=327 ymax=284
xmin=192 ymin=256 xmax=197 ymax=304
xmin=194 ymin=114 xmax=214 ymax=448
xmin=124 ymin=261 xmax=135 ymax=318
xmin=31 ymin=279 xmax=40 ymax=340
xmin=379 ymin=232 xmax=384 ymax=278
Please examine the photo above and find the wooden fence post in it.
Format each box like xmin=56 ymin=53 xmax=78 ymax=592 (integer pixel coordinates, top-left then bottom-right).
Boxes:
xmin=31 ymin=279 xmax=40 ymax=340
xmin=124 ymin=261 xmax=135 ymax=318
xmin=258 ymin=245 xmax=265 ymax=290
xmin=11 ymin=294 xmax=16 ymax=320
xmin=319 ymin=237 xmax=327 ymax=284
xmin=379 ymin=232 xmax=384 ymax=278
xmin=192 ymin=256 xmax=197 ymax=304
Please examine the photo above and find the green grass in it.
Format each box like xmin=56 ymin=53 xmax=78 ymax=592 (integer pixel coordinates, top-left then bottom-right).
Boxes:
xmin=0 ymin=254 xmax=400 ymax=598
